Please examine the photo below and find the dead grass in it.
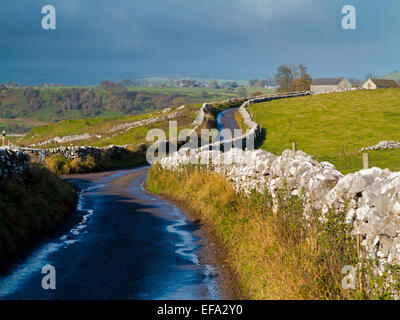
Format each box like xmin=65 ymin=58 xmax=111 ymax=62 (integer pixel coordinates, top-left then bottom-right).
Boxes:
xmin=44 ymin=144 xmax=147 ymax=175
xmin=234 ymin=110 xmax=249 ymax=132
xmin=147 ymin=165 xmax=361 ymax=300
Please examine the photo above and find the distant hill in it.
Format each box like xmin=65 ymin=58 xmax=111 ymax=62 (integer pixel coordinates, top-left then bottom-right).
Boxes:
xmin=0 ymin=86 xmax=237 ymax=133
xmin=380 ymin=71 xmax=400 ymax=82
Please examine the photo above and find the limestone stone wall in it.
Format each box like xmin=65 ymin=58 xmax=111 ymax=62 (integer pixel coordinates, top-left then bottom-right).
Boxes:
xmin=35 ymin=111 xmax=184 ymax=147
xmin=0 ymin=147 xmax=30 ymax=180
xmin=45 ymin=145 xmax=140 ymax=161
xmin=158 ymin=91 xmax=400 ymax=270
xmin=194 ymin=92 xmax=310 ymax=151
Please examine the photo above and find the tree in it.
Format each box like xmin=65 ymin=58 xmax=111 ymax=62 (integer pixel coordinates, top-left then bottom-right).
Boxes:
xmin=265 ymin=78 xmax=275 ymax=86
xmin=209 ymin=80 xmax=219 ymax=89
xmin=249 ymin=79 xmax=259 ymax=87
xmin=119 ymin=79 xmax=134 ymax=87
xmin=292 ymin=64 xmax=312 ymax=91
xmin=275 ymin=65 xmax=295 ymax=92
xmin=99 ymin=80 xmax=120 ymax=88
xmin=6 ymin=81 xmax=20 ymax=88
xmin=222 ymin=81 xmax=239 ymax=90
xmin=236 ymin=87 xmax=248 ymax=97
xmin=275 ymin=64 xmax=312 ymax=92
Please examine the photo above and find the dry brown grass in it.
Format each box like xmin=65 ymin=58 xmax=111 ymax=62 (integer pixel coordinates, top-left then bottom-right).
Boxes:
xmin=44 ymin=145 xmax=147 ymax=175
xmin=44 ymin=156 xmax=60 ymax=173
xmin=147 ymin=165 xmax=361 ymax=300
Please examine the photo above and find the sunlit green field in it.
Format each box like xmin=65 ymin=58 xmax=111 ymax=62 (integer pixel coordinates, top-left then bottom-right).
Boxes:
xmin=250 ymin=89 xmax=400 ymax=174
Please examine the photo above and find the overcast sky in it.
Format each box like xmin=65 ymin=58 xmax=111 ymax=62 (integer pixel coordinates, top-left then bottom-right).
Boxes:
xmin=1 ymin=0 xmax=399 ymax=82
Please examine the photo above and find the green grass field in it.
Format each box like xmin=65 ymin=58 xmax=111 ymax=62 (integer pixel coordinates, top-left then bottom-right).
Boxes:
xmin=249 ymin=89 xmax=400 ymax=174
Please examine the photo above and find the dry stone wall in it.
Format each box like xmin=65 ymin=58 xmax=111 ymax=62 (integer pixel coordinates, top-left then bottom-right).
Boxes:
xmin=45 ymin=145 xmax=138 ymax=161
xmin=0 ymin=147 xmax=30 ymax=180
xmin=158 ymin=91 xmax=400 ymax=270
xmin=108 ymin=111 xmax=184 ymax=133
xmin=35 ymin=111 xmax=184 ymax=147
xmin=191 ymin=93 xmax=310 ymax=151
xmin=360 ymin=141 xmax=400 ymax=152
xmin=38 ymin=133 xmax=92 ymax=146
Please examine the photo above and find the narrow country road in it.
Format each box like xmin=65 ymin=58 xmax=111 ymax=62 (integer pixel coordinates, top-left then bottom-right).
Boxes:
xmin=0 ymin=166 xmax=222 ymax=299
xmin=216 ymin=107 xmax=239 ymax=132
xmin=0 ymin=107 xmax=238 ymax=300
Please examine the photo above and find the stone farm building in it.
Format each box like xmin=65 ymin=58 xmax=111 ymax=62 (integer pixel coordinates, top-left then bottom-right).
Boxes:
xmin=362 ymin=78 xmax=400 ymax=90
xmin=310 ymin=78 xmax=352 ymax=94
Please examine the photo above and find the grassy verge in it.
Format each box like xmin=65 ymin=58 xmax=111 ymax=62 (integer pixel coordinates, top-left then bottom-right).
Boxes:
xmin=0 ymin=166 xmax=76 ymax=265
xmin=147 ymin=165 xmax=362 ymax=300
xmin=234 ymin=109 xmax=248 ymax=132
xmin=250 ymin=89 xmax=400 ymax=174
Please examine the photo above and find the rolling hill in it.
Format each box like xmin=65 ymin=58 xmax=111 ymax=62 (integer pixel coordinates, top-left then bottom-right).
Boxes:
xmin=0 ymin=85 xmax=251 ymax=134
xmin=381 ymin=71 xmax=400 ymax=82
xmin=18 ymin=103 xmax=202 ymax=148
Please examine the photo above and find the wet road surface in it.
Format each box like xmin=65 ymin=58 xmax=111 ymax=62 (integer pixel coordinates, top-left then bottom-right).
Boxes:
xmin=0 ymin=166 xmax=222 ymax=299
xmin=216 ymin=108 xmax=239 ymax=133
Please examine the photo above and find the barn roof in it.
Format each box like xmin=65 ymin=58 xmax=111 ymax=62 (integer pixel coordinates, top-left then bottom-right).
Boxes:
xmin=370 ymin=79 xmax=399 ymax=88
xmin=312 ymin=78 xmax=346 ymax=86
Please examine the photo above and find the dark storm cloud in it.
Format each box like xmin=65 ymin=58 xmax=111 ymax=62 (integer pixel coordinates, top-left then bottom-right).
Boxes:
xmin=0 ymin=0 xmax=399 ymax=80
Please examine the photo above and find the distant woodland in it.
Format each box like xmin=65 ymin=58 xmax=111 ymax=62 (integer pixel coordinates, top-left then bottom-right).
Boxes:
xmin=0 ymin=86 xmax=198 ymax=123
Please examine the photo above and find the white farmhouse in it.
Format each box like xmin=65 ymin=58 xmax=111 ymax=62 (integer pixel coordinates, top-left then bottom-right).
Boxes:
xmin=310 ymin=78 xmax=352 ymax=94
xmin=362 ymin=78 xmax=400 ymax=90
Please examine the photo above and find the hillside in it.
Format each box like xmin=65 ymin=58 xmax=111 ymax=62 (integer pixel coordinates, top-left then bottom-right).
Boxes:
xmin=249 ymin=89 xmax=400 ymax=174
xmin=18 ymin=103 xmax=202 ymax=148
xmin=0 ymin=85 xmax=251 ymax=133
xmin=381 ymin=71 xmax=400 ymax=82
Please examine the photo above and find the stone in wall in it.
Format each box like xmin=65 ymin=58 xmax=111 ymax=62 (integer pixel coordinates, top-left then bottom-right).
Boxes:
xmin=46 ymin=145 xmax=133 ymax=161
xmin=360 ymin=141 xmax=400 ymax=152
xmin=38 ymin=133 xmax=92 ymax=146
xmin=109 ymin=111 xmax=184 ymax=133
xmin=0 ymin=147 xmax=30 ymax=180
